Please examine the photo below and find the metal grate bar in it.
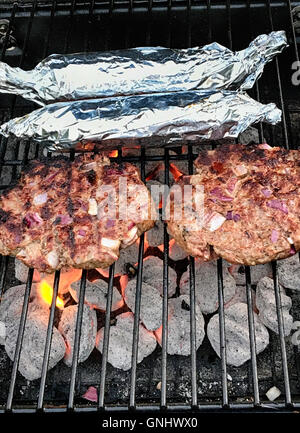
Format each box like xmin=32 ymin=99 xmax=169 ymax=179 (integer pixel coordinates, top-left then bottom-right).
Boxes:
xmin=160 ymin=148 xmax=169 ymax=409
xmin=217 ymin=259 xmax=229 ymax=408
xmin=245 ymin=266 xmax=260 ymax=406
xmin=6 ymin=268 xmax=34 ymax=411
xmin=68 ymin=269 xmax=87 ymax=409
xmin=129 ymin=147 xmax=146 ymax=409
xmin=98 ymin=263 xmax=115 ymax=409
xmin=0 ymin=0 xmax=299 ymax=413
xmin=265 ymin=0 xmax=290 ymax=149
xmin=42 ymin=0 xmax=57 ymax=58
xmin=187 ymin=145 xmax=198 ymax=408
xmin=271 ymin=261 xmax=292 ymax=406
xmin=37 ymin=271 xmax=61 ymax=410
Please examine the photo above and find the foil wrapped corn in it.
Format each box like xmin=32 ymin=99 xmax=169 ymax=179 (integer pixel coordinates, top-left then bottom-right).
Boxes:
xmin=0 ymin=31 xmax=287 ymax=105
xmin=0 ymin=90 xmax=281 ymax=151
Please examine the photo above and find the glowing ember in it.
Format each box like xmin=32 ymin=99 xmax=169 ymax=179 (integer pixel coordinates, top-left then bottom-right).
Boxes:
xmin=108 ymin=149 xmax=118 ymax=158
xmin=39 ymin=280 xmax=64 ymax=309
xmin=169 ymin=163 xmax=184 ymax=181
xmin=146 ymin=163 xmax=164 ymax=181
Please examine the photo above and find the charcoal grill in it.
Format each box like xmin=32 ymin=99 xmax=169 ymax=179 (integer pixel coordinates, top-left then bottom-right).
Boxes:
xmin=0 ymin=0 xmax=300 ymax=416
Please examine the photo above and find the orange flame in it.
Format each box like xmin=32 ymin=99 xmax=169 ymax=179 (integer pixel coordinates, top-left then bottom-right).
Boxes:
xmin=146 ymin=163 xmax=164 ymax=181
xmin=108 ymin=149 xmax=118 ymax=158
xmin=39 ymin=280 xmax=64 ymax=309
xmin=169 ymin=163 xmax=184 ymax=181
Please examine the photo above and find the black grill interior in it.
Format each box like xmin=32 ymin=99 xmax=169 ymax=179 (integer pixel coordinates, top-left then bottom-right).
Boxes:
xmin=0 ymin=0 xmax=299 ymax=413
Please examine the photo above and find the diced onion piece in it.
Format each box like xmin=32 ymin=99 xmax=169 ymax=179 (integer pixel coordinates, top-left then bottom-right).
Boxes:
xmin=259 ymin=143 xmax=273 ymax=150
xmin=88 ymin=198 xmax=98 ymax=215
xmin=46 ymin=251 xmax=59 ymax=269
xmin=33 ymin=192 xmax=48 ymax=205
xmin=82 ymin=386 xmax=98 ymax=403
xmin=233 ymin=164 xmax=248 ymax=177
xmin=207 ymin=212 xmax=226 ymax=232
xmin=271 ymin=229 xmax=279 ymax=243
xmin=210 ymin=187 xmax=233 ymax=202
xmin=261 ymin=188 xmax=271 ymax=198
xmin=101 ymin=237 xmax=120 ymax=250
xmin=56 ymin=214 xmax=73 ymax=225
xmin=83 ymin=162 xmax=97 ymax=171
xmin=122 ymin=226 xmax=138 ymax=246
xmin=265 ymin=386 xmax=281 ymax=402
xmin=287 ymin=237 xmax=294 ymax=245
xmin=266 ymin=199 xmax=288 ymax=214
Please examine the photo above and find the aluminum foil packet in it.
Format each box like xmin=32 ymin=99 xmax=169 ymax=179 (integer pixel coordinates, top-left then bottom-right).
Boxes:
xmin=0 ymin=31 xmax=287 ymax=106
xmin=0 ymin=90 xmax=281 ymax=151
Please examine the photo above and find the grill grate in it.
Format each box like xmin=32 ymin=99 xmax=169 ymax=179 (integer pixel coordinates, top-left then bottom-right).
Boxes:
xmin=0 ymin=0 xmax=299 ymax=414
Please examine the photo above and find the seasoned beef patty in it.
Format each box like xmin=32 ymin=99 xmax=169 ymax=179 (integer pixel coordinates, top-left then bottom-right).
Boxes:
xmin=167 ymin=143 xmax=300 ymax=265
xmin=0 ymin=153 xmax=155 ymax=272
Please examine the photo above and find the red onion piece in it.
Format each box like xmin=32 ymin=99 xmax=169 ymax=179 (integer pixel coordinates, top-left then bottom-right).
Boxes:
xmin=290 ymin=245 xmax=296 ymax=255
xmin=82 ymin=386 xmax=98 ymax=403
xmin=233 ymin=213 xmax=241 ymax=222
xmin=262 ymin=188 xmax=271 ymax=198
xmin=233 ymin=164 xmax=248 ymax=177
xmin=226 ymin=211 xmax=233 ymax=220
xmin=259 ymin=143 xmax=273 ymax=150
xmin=23 ymin=212 xmax=43 ymax=228
xmin=226 ymin=211 xmax=240 ymax=222
xmin=226 ymin=177 xmax=238 ymax=193
xmin=210 ymin=187 xmax=233 ymax=202
xmin=106 ymin=219 xmax=116 ymax=229
xmin=56 ymin=214 xmax=73 ymax=225
xmin=127 ymin=222 xmax=135 ymax=230
xmin=46 ymin=170 xmax=59 ymax=182
xmin=266 ymin=199 xmax=288 ymax=214
xmin=78 ymin=229 xmax=86 ymax=236
xmin=271 ymin=229 xmax=279 ymax=243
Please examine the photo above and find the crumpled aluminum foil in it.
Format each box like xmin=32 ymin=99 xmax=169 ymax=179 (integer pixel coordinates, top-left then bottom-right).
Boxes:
xmin=0 ymin=31 xmax=287 ymax=106
xmin=0 ymin=90 xmax=281 ymax=150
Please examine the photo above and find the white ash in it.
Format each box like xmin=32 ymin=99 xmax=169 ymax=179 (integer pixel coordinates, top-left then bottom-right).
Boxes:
xmin=58 ymin=304 xmax=97 ymax=367
xmin=0 ymin=320 xmax=5 ymax=345
xmin=277 ymin=255 xmax=300 ymax=291
xmin=70 ymin=279 xmax=123 ymax=312
xmin=155 ymin=295 xmax=205 ymax=356
xmin=15 ymin=259 xmax=30 ymax=283
xmin=224 ymin=285 xmax=257 ymax=311
xmin=5 ymin=310 xmax=65 ymax=381
xmin=113 ymin=242 xmax=140 ymax=275
xmin=256 ymin=276 xmax=293 ymax=337
xmin=168 ymin=242 xmax=188 ymax=261
xmin=238 ymin=126 xmax=261 ymax=144
xmin=180 ymin=261 xmax=236 ymax=315
xmin=95 ymin=312 xmax=157 ymax=371
xmin=146 ymin=218 xmax=164 ymax=247
xmin=123 ymin=279 xmax=162 ymax=331
xmin=0 ymin=284 xmax=41 ymax=323
xmin=227 ymin=262 xmax=272 ymax=285
xmin=207 ymin=302 xmax=269 ymax=367
xmin=142 ymin=256 xmax=177 ymax=297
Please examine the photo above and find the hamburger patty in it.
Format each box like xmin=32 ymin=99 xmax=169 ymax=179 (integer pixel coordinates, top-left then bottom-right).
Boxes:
xmin=0 ymin=154 xmax=155 ymax=272
xmin=167 ymin=143 xmax=300 ymax=265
